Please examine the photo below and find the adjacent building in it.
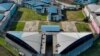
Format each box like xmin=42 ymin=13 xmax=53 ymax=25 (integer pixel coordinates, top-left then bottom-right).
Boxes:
xmin=0 ymin=3 xmax=17 ymax=31
xmin=84 ymin=4 xmax=100 ymax=34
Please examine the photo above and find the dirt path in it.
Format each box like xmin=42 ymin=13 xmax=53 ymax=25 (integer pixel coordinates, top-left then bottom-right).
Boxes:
xmin=23 ymin=21 xmax=39 ymax=32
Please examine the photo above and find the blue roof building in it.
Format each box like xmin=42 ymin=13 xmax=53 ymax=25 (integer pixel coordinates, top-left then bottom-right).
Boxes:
xmin=41 ymin=0 xmax=51 ymax=3
xmin=0 ymin=3 xmax=17 ymax=31
xmin=47 ymin=6 xmax=58 ymax=14
xmin=41 ymin=25 xmax=60 ymax=32
xmin=0 ymin=3 xmax=14 ymax=12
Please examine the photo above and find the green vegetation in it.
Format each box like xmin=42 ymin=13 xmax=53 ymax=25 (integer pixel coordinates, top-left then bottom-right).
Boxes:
xmin=67 ymin=10 xmax=85 ymax=21
xmin=76 ymin=23 xmax=91 ymax=32
xmin=10 ymin=22 xmax=25 ymax=31
xmin=18 ymin=7 xmax=47 ymax=21
xmin=80 ymin=36 xmax=100 ymax=56
xmin=0 ymin=37 xmax=19 ymax=56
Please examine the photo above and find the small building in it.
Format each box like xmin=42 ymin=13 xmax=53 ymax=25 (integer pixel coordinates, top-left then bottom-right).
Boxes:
xmin=24 ymin=1 xmax=46 ymax=14
xmin=47 ymin=6 xmax=62 ymax=21
xmin=0 ymin=3 xmax=17 ymax=31
xmin=41 ymin=0 xmax=51 ymax=4
xmin=6 ymin=0 xmax=24 ymax=5
xmin=57 ymin=0 xmax=98 ymax=4
xmin=41 ymin=25 xmax=60 ymax=32
xmin=84 ymin=4 xmax=100 ymax=34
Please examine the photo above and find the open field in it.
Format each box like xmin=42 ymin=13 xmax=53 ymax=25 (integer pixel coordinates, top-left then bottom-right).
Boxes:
xmin=9 ymin=22 xmax=25 ymax=31
xmin=67 ymin=10 xmax=85 ymax=21
xmin=18 ymin=7 xmax=47 ymax=21
xmin=76 ymin=22 xmax=91 ymax=32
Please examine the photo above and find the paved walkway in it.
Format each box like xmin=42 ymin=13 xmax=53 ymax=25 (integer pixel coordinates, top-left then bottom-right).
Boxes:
xmin=61 ymin=21 xmax=77 ymax=32
xmin=23 ymin=21 xmax=39 ymax=32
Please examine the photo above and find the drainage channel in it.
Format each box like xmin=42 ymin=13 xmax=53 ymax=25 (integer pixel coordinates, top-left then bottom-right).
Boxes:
xmin=45 ymin=35 xmax=53 ymax=56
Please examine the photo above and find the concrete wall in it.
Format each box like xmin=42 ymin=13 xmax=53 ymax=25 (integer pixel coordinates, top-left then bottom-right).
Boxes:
xmin=83 ymin=6 xmax=100 ymax=34
xmin=66 ymin=38 xmax=94 ymax=56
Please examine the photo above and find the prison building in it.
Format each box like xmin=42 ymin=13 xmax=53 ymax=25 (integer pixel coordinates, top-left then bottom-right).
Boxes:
xmin=24 ymin=0 xmax=46 ymax=14
xmin=54 ymin=32 xmax=94 ymax=56
xmin=5 ymin=31 xmax=94 ymax=56
xmin=0 ymin=3 xmax=17 ymax=31
xmin=6 ymin=31 xmax=42 ymax=56
xmin=41 ymin=0 xmax=51 ymax=4
xmin=47 ymin=6 xmax=62 ymax=21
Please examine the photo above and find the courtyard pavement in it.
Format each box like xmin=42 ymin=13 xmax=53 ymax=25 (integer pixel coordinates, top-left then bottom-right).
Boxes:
xmin=61 ymin=21 xmax=77 ymax=32
xmin=23 ymin=21 xmax=39 ymax=32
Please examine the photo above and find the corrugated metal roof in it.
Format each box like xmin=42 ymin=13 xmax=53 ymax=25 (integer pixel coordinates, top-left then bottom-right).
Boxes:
xmin=0 ymin=3 xmax=14 ymax=11
xmin=56 ymin=32 xmax=92 ymax=54
xmin=7 ymin=31 xmax=41 ymax=53
xmin=47 ymin=6 xmax=57 ymax=13
xmin=24 ymin=1 xmax=36 ymax=6
xmin=87 ymin=4 xmax=100 ymax=12
xmin=41 ymin=25 xmax=60 ymax=32
xmin=41 ymin=0 xmax=51 ymax=3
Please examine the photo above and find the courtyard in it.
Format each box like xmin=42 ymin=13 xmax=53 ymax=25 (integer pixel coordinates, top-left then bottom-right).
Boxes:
xmin=66 ymin=10 xmax=85 ymax=21
xmin=17 ymin=7 xmax=47 ymax=21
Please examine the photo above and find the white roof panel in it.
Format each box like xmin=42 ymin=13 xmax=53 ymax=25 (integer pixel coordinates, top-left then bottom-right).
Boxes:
xmin=57 ymin=32 xmax=92 ymax=54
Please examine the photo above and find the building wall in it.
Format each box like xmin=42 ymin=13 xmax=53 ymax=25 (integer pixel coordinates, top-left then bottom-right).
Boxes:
xmin=83 ymin=6 xmax=100 ymax=34
xmin=66 ymin=38 xmax=94 ymax=56
xmin=84 ymin=7 xmax=90 ymax=17
xmin=90 ymin=17 xmax=100 ymax=34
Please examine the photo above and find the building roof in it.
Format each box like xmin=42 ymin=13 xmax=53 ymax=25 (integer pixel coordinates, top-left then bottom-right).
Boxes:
xmin=41 ymin=25 xmax=60 ymax=32
xmin=96 ymin=16 xmax=100 ymax=26
xmin=56 ymin=32 xmax=93 ymax=54
xmin=7 ymin=31 xmax=42 ymax=53
xmin=24 ymin=1 xmax=35 ymax=6
xmin=41 ymin=0 xmax=51 ymax=3
xmin=0 ymin=3 xmax=14 ymax=11
xmin=87 ymin=4 xmax=100 ymax=12
xmin=0 ymin=14 xmax=4 ymax=21
xmin=47 ymin=6 xmax=58 ymax=14
xmin=34 ymin=2 xmax=45 ymax=6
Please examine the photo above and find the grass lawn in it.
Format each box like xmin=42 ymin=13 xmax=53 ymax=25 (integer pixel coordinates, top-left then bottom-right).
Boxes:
xmin=67 ymin=10 xmax=85 ymax=21
xmin=76 ymin=22 xmax=91 ymax=32
xmin=0 ymin=37 xmax=19 ymax=56
xmin=10 ymin=22 xmax=25 ymax=31
xmin=80 ymin=36 xmax=100 ymax=56
xmin=18 ymin=7 xmax=47 ymax=21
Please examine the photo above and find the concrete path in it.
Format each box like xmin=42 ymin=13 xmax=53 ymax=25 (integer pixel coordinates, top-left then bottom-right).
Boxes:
xmin=23 ymin=21 xmax=39 ymax=32
xmin=61 ymin=21 xmax=77 ymax=32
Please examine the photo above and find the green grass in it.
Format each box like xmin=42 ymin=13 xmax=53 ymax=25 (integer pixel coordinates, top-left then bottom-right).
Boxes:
xmin=10 ymin=22 xmax=25 ymax=31
xmin=0 ymin=37 xmax=19 ymax=56
xmin=80 ymin=36 xmax=100 ymax=56
xmin=18 ymin=7 xmax=47 ymax=21
xmin=67 ymin=10 xmax=85 ymax=21
xmin=76 ymin=23 xmax=91 ymax=32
